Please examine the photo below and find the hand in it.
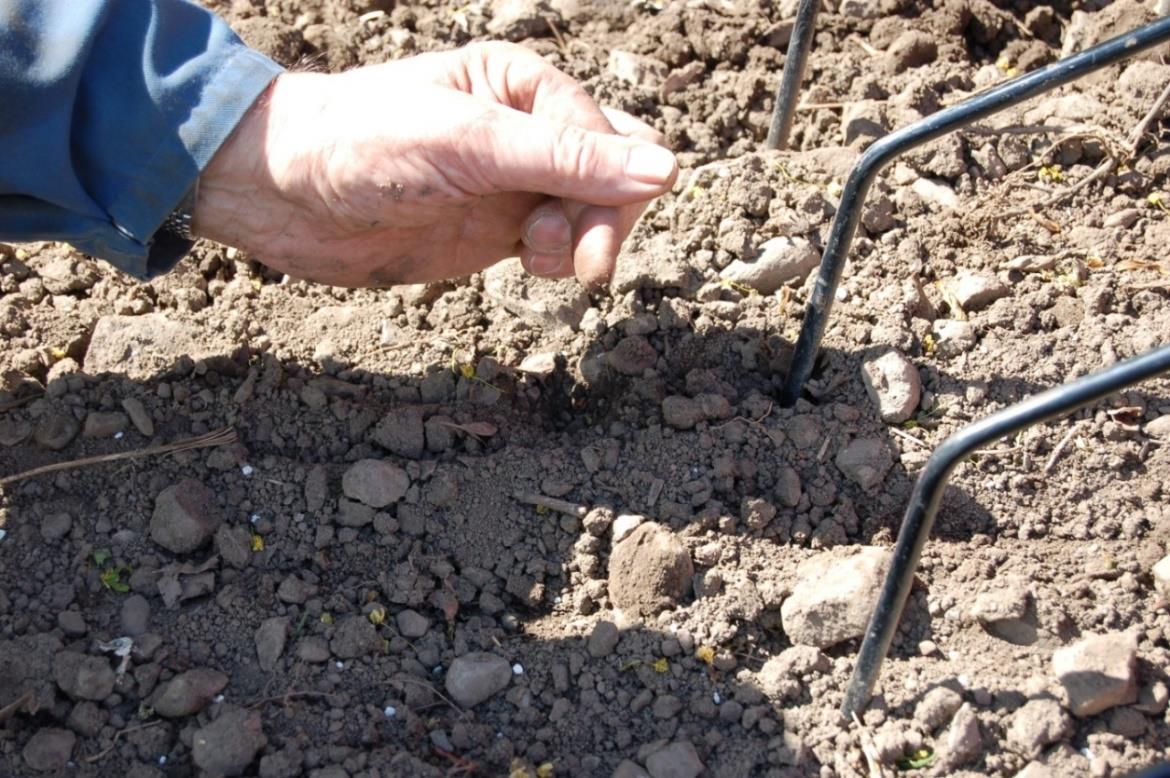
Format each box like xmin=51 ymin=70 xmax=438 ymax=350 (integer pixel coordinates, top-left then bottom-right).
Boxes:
xmin=192 ymin=41 xmax=678 ymax=289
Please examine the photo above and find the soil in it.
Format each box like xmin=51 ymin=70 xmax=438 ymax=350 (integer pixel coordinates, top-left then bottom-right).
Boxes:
xmin=3 ymin=0 xmax=1170 ymax=776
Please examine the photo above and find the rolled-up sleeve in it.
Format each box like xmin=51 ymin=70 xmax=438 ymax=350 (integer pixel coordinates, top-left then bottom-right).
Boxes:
xmin=0 ymin=0 xmax=283 ymax=278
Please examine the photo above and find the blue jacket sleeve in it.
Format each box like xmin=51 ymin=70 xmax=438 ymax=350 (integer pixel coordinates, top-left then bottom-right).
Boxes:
xmin=0 ymin=0 xmax=283 ymax=278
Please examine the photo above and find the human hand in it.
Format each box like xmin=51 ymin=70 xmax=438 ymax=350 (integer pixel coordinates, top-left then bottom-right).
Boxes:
xmin=192 ymin=41 xmax=678 ymax=289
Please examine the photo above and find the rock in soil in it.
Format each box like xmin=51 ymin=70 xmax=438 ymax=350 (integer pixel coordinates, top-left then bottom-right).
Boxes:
xmin=780 ymin=547 xmax=891 ymax=648
xmin=834 ymin=438 xmax=894 ymax=490
xmin=445 ymin=652 xmax=512 ymax=708
xmin=329 ymin=615 xmax=380 ymax=659
xmin=255 ymin=617 xmax=289 ymax=672
xmin=1052 ymin=631 xmax=1139 ymax=717
xmin=1153 ymin=554 xmax=1170 ymax=599
xmin=191 ymin=705 xmax=267 ymax=776
xmin=608 ymin=522 xmax=694 ymax=617
xmin=1008 ymin=698 xmax=1073 ymax=758
xmin=588 ymin=620 xmax=621 ymax=658
xmin=341 ymin=458 xmax=410 ymax=507
xmin=150 ymin=478 xmax=225 ymax=554
xmin=943 ymin=703 xmax=983 ymax=768
xmin=148 ymin=668 xmax=229 ymax=718
xmin=719 ymin=236 xmax=819 ymax=293
xmin=644 ymin=740 xmax=704 ymax=778
xmin=860 ymin=350 xmax=921 ymax=423
xmin=53 ymin=651 xmax=115 ymax=701
xmin=22 ymin=727 xmax=75 ymax=772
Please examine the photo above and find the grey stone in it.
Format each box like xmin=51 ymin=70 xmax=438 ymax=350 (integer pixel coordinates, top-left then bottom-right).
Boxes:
xmin=608 ymin=522 xmax=694 ymax=617
xmin=1146 ymin=414 xmax=1170 ymax=440
xmin=482 ymin=257 xmax=590 ymax=332
xmin=774 ymin=466 xmax=802 ymax=508
xmin=612 ymin=514 xmax=645 ymax=544
xmin=834 ymin=438 xmax=894 ymax=490
xmin=83 ymin=411 xmax=127 ymax=438
xmin=256 ymin=617 xmax=289 ymax=672
xmin=1154 ymin=554 xmax=1170 ymax=599
xmin=121 ymin=397 xmax=154 ymax=436
xmin=719 ymin=236 xmax=819 ymax=294
xmin=931 ymin=319 xmax=977 ymax=357
xmin=861 ymin=351 xmax=920 ymax=423
xmin=33 ymin=412 xmax=79 ymax=450
xmin=644 ymin=740 xmax=704 ymax=778
xmin=192 ymin=705 xmax=267 ymax=776
xmin=216 ymin=524 xmax=253 ymax=570
xmin=119 ymin=595 xmax=151 ymax=636
xmin=335 ymin=498 xmax=374 ymax=528
xmin=1008 ymin=699 xmax=1073 ymax=758
xmin=915 ymin=686 xmax=964 ymax=731
xmin=296 ymin=637 xmax=330 ymax=663
xmin=395 ymin=609 xmax=429 ymax=639
xmin=371 ymin=408 xmax=425 ymax=459
xmin=149 ymin=668 xmax=229 ymax=717
xmin=445 ymin=652 xmax=512 ymax=708
xmin=945 ymin=270 xmax=1009 ymax=312
xmin=150 ymin=478 xmax=224 ymax=554
xmin=486 ymin=0 xmax=560 ymax=41
xmin=22 ymin=727 xmax=75 ymax=772
xmin=885 ymin=30 xmax=937 ymax=73
xmin=341 ymin=459 xmax=410 ymax=508
xmin=53 ymin=651 xmax=115 ymax=701
xmin=330 ymin=616 xmax=380 ymax=659
xmin=587 ymin=621 xmax=620 ymax=658
xmin=612 ymin=760 xmax=651 ymax=778
xmin=943 ymin=704 xmax=982 ymax=767
xmin=781 ymin=547 xmax=891 ymax=648
xmin=1053 ymin=632 xmax=1139 ymax=717
xmin=277 ymin=576 xmax=318 ymax=604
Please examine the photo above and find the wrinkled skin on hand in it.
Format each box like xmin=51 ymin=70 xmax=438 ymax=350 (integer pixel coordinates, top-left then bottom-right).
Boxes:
xmin=194 ymin=41 xmax=678 ymax=289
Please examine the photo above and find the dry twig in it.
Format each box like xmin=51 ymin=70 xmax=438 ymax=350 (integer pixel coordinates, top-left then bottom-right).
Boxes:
xmin=0 ymin=427 xmax=238 ymax=487
xmin=513 ymin=492 xmax=587 ymax=518
xmin=1044 ymin=425 xmax=1082 ymax=474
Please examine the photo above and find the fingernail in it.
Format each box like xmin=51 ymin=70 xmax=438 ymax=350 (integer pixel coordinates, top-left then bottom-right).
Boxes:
xmin=626 ymin=144 xmax=677 ymax=186
xmin=524 ymin=212 xmax=572 ymax=251
xmin=529 ymin=252 xmax=569 ymax=277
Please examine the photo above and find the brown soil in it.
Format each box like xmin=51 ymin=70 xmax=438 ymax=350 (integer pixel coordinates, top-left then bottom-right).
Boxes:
xmin=3 ymin=1 xmax=1170 ymax=776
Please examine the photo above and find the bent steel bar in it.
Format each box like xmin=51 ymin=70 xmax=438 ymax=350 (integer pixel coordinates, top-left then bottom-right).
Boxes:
xmin=765 ymin=0 xmax=821 ymax=150
xmin=840 ymin=343 xmax=1170 ymax=719
xmin=779 ymin=15 xmax=1170 ymax=407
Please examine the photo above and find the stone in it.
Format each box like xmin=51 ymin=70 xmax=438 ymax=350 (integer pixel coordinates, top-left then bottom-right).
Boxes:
xmin=719 ymin=236 xmax=819 ymax=294
xmin=1146 ymin=415 xmax=1170 ymax=440
xmin=330 ymin=616 xmax=380 ymax=659
xmin=277 ymin=576 xmax=318 ymax=604
xmin=582 ymin=507 xmax=614 ymax=537
xmin=486 ymin=0 xmax=560 ymax=41
xmin=1053 ymin=632 xmax=1139 ymax=717
xmin=834 ymin=438 xmax=894 ymax=490
xmin=335 ymin=498 xmax=374 ymax=528
xmin=85 ymin=313 xmax=235 ymax=380
xmin=296 ymin=637 xmax=330 ymax=663
xmin=587 ymin=621 xmax=620 ymax=658
xmin=119 ymin=594 xmax=151 ymax=636
xmin=860 ymin=351 xmax=920 ymax=423
xmin=781 ymin=547 xmax=892 ymax=648
xmin=915 ymin=686 xmax=964 ymax=731
xmin=1154 ymin=554 xmax=1170 ymax=599
xmin=613 ymin=760 xmax=651 ymax=778
xmin=931 ymin=319 xmax=977 ymax=357
xmin=644 ymin=741 xmax=704 ymax=778
xmin=612 ymin=232 xmax=694 ymax=293
xmin=371 ymin=408 xmax=425 ymax=459
xmin=612 ymin=514 xmax=645 ymax=544
xmin=607 ymin=50 xmax=665 ymax=87
xmin=482 ymin=258 xmax=590 ymax=332
xmin=53 ymin=651 xmax=115 ymax=701
xmin=774 ymin=466 xmax=802 ymax=508
xmin=255 ymin=617 xmax=289 ymax=672
xmin=945 ymin=270 xmax=1009 ymax=312
xmin=608 ymin=522 xmax=694 ymax=617
xmin=396 ymin=609 xmax=429 ymax=638
xmin=83 ymin=411 xmax=127 ymax=438
xmin=40 ymin=512 xmax=72 ymax=542
xmin=885 ymin=30 xmax=937 ymax=73
xmin=944 ymin=704 xmax=982 ymax=767
xmin=607 ymin=336 xmax=657 ymax=376
xmin=758 ymin=647 xmax=830 ymax=695
xmin=659 ymin=61 xmax=705 ymax=100
xmin=22 ymin=728 xmax=75 ymax=772
xmin=216 ymin=524 xmax=253 ymax=570
xmin=150 ymin=478 xmax=224 ymax=554
xmin=0 ymin=416 xmax=31 ymax=446
xmin=149 ymin=668 xmax=229 ymax=717
xmin=192 ymin=705 xmax=267 ymax=776
xmin=662 ymin=396 xmax=703 ymax=430
xmin=33 ymin=412 xmax=80 ymax=450
xmin=445 ymin=652 xmax=512 ymax=708
xmin=121 ymin=397 xmax=154 ymax=436
xmin=1008 ymin=699 xmax=1073 ymax=758
xmin=842 ymin=100 xmax=887 ymax=145
xmin=911 ymin=178 xmax=959 ymax=210
xmin=341 ymin=459 xmax=410 ymax=508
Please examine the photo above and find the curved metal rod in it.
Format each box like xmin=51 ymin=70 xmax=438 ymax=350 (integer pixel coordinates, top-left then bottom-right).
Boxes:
xmin=766 ymin=0 xmax=821 ymax=150
xmin=840 ymin=343 xmax=1170 ymax=719
xmin=779 ymin=15 xmax=1170 ymax=407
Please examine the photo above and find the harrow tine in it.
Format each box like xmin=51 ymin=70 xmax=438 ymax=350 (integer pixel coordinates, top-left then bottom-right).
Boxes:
xmin=779 ymin=15 xmax=1170 ymax=407
xmin=765 ymin=0 xmax=822 ymax=150
xmin=841 ymin=344 xmax=1170 ymax=719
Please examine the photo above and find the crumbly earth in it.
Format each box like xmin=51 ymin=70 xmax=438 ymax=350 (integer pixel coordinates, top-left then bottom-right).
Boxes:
xmin=3 ymin=0 xmax=1170 ymax=776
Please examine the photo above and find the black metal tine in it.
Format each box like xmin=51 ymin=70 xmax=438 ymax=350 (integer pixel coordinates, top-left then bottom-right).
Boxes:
xmin=766 ymin=0 xmax=821 ymax=150
xmin=779 ymin=15 xmax=1170 ymax=407
xmin=840 ymin=343 xmax=1170 ymax=720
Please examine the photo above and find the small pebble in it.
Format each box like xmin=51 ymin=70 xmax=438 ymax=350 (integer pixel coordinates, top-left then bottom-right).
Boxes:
xmin=241 ymin=465 xmax=254 ymax=477
xmin=512 ymin=663 xmax=524 ymax=675
xmin=383 ymin=706 xmax=397 ymax=718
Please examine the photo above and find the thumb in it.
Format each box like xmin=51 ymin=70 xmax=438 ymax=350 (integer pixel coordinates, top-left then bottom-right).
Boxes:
xmin=468 ymin=105 xmax=678 ymax=205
